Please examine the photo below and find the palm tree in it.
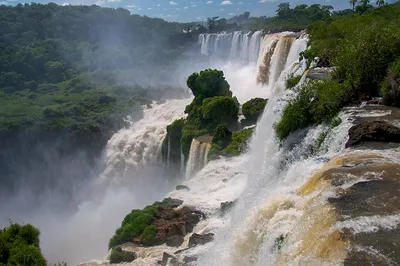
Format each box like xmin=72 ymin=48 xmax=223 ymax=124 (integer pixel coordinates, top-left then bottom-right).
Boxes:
xmin=349 ymin=0 xmax=358 ymax=10
xmin=376 ymin=0 xmax=385 ymax=6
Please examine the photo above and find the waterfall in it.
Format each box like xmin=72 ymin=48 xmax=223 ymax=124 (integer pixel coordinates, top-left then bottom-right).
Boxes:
xmin=100 ymin=98 xmax=190 ymax=183
xmin=256 ymin=34 xmax=280 ymax=85
xmin=248 ymin=31 xmax=263 ymax=63
xmin=185 ymin=138 xmax=211 ymax=179
xmin=199 ymin=31 xmax=263 ymax=63
xmin=268 ymin=36 xmax=296 ymax=86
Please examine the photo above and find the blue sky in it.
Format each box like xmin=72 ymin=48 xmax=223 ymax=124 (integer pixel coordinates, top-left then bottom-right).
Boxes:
xmin=0 ymin=0 xmax=397 ymax=22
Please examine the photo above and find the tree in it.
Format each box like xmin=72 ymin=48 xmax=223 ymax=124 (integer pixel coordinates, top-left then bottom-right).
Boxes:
xmin=349 ymin=0 xmax=358 ymax=10
xmin=206 ymin=16 xmax=219 ymax=31
xmin=186 ymin=69 xmax=232 ymax=102
xmin=276 ymin=2 xmax=291 ymax=19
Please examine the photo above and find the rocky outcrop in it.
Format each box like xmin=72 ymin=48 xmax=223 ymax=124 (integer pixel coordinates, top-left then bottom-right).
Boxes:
xmin=188 ymin=233 xmax=214 ymax=247
xmin=176 ymin=185 xmax=190 ymax=191
xmin=220 ymin=201 xmax=236 ymax=215
xmin=346 ymin=120 xmax=400 ymax=147
xmin=152 ymin=204 xmax=205 ymax=246
xmin=166 ymin=235 xmax=185 ymax=247
xmin=305 ymin=67 xmax=335 ymax=80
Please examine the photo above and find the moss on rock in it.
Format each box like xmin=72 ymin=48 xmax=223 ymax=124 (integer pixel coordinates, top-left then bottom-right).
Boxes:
xmin=109 ymin=247 xmax=136 ymax=264
xmin=242 ymin=98 xmax=267 ymax=123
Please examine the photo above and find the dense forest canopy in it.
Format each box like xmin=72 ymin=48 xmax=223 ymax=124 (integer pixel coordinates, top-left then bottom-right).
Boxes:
xmin=0 ymin=3 xmax=199 ymax=134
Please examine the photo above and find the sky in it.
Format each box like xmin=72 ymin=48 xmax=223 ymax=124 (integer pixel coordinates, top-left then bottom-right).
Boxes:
xmin=0 ymin=0 xmax=396 ymax=22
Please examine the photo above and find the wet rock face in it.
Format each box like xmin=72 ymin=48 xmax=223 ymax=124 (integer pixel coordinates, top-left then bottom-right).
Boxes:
xmin=346 ymin=120 xmax=400 ymax=147
xmin=188 ymin=233 xmax=214 ymax=247
xmin=176 ymin=185 xmax=190 ymax=191
xmin=153 ymin=205 xmax=205 ymax=246
xmin=325 ymin=154 xmax=400 ymax=265
xmin=166 ymin=235 xmax=185 ymax=247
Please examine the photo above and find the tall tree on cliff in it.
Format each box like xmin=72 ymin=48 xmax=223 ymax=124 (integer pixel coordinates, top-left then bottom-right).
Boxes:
xmin=349 ymin=0 xmax=358 ymax=10
xmin=376 ymin=0 xmax=385 ymax=6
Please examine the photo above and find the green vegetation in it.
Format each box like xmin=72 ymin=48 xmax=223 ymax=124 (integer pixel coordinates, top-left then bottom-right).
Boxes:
xmin=274 ymin=234 xmax=286 ymax=251
xmin=109 ymin=204 xmax=158 ymax=249
xmin=276 ymin=2 xmax=400 ymax=140
xmin=0 ymin=222 xmax=47 ymax=266
xmin=161 ymin=118 xmax=185 ymax=164
xmin=109 ymin=247 xmax=135 ymax=264
xmin=381 ymin=58 xmax=400 ymax=107
xmin=209 ymin=127 xmax=254 ymax=160
xmin=242 ymin=98 xmax=268 ymax=123
xmin=275 ymin=80 xmax=344 ymax=140
xmin=285 ymin=75 xmax=302 ymax=89
xmin=109 ymin=198 xmax=180 ymax=249
xmin=0 ymin=3 xmax=198 ymax=136
xmin=187 ymin=69 xmax=232 ymax=102
xmin=163 ymin=69 xmax=239 ymax=160
xmin=201 ymin=96 xmax=239 ymax=134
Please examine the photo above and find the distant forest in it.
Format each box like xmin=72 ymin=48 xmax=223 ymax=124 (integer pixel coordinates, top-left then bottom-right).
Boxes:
xmin=0 ymin=2 xmax=360 ymax=134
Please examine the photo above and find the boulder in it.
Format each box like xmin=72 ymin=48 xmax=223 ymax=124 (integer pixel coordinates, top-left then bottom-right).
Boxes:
xmin=153 ymin=205 xmax=205 ymax=245
xmin=166 ymin=235 xmax=184 ymax=247
xmin=188 ymin=233 xmax=214 ymax=247
xmin=346 ymin=120 xmax=400 ymax=147
xmin=183 ymin=256 xmax=197 ymax=264
xmin=305 ymin=67 xmax=334 ymax=80
xmin=220 ymin=201 xmax=236 ymax=215
xmin=176 ymin=185 xmax=190 ymax=191
xmin=159 ymin=252 xmax=180 ymax=266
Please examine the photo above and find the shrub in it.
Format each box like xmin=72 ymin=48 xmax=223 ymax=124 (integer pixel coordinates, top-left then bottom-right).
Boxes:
xmin=381 ymin=58 xmax=400 ymax=107
xmin=222 ymin=128 xmax=253 ymax=157
xmin=140 ymin=225 xmax=158 ymax=246
xmin=109 ymin=247 xmax=136 ymax=264
xmin=201 ymin=96 xmax=239 ymax=134
xmin=275 ymin=80 xmax=344 ymax=140
xmin=275 ymin=86 xmax=313 ymax=140
xmin=212 ymin=124 xmax=232 ymax=148
xmin=108 ymin=202 xmax=163 ymax=249
xmin=187 ymin=69 xmax=232 ymax=100
xmin=161 ymin=118 xmax=185 ymax=163
xmin=208 ymin=128 xmax=253 ymax=160
xmin=304 ymin=6 xmax=400 ymax=101
xmin=242 ymin=98 xmax=268 ymax=122
xmin=0 ymin=223 xmax=46 ymax=266
xmin=285 ymin=75 xmax=302 ymax=89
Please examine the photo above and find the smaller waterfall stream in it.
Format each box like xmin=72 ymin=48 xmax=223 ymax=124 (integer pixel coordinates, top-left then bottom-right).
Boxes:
xmin=185 ymin=138 xmax=212 ymax=179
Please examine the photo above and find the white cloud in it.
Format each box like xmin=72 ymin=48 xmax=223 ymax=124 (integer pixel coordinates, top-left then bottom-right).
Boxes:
xmin=228 ymin=12 xmax=234 ymax=15
xmin=220 ymin=0 xmax=232 ymax=5
xmin=93 ymin=0 xmax=105 ymax=6
xmin=0 ymin=1 xmax=9 ymax=4
xmin=238 ymin=1 xmax=244 ymax=4
xmin=184 ymin=6 xmax=188 ymax=9
xmin=61 ymin=2 xmax=69 ymax=5
xmin=108 ymin=0 xmax=120 ymax=3
xmin=206 ymin=0 xmax=212 ymax=3
xmin=6 ymin=0 xmax=17 ymax=2
xmin=148 ymin=7 xmax=152 ymax=10
xmin=259 ymin=0 xmax=276 ymax=2
xmin=157 ymin=4 xmax=160 ymax=6
xmin=191 ymin=4 xmax=197 ymax=7
xmin=169 ymin=1 xmax=178 ymax=5
xmin=125 ymin=4 xmax=137 ymax=8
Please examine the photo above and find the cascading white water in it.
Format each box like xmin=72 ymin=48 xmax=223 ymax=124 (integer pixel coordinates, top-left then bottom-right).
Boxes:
xmin=185 ymin=138 xmax=211 ymax=179
xmin=98 ymin=97 xmax=190 ymax=184
xmin=199 ymin=31 xmax=263 ymax=63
